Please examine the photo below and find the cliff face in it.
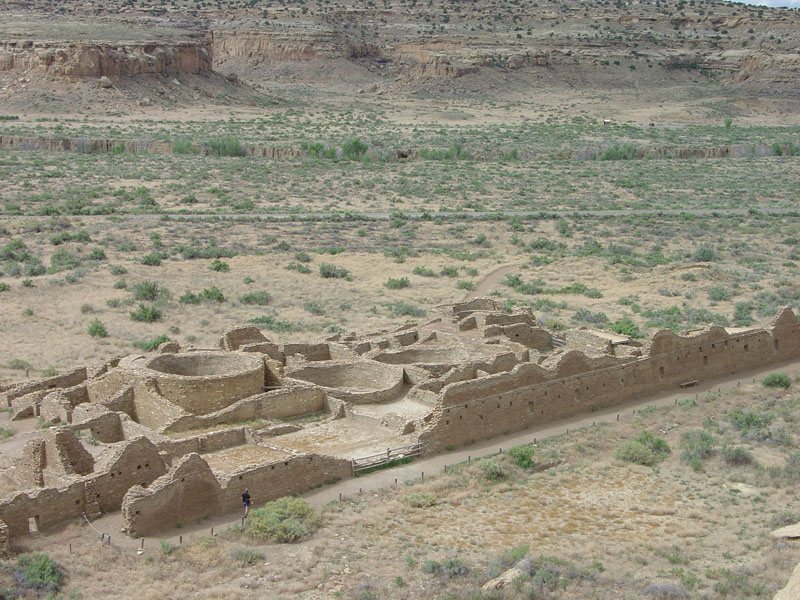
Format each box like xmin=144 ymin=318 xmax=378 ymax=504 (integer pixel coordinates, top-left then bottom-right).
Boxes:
xmin=0 ymin=40 xmax=212 ymax=77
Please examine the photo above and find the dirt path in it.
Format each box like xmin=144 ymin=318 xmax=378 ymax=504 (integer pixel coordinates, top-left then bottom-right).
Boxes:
xmin=82 ymin=356 xmax=800 ymax=550
xmin=466 ymin=262 xmax=521 ymax=300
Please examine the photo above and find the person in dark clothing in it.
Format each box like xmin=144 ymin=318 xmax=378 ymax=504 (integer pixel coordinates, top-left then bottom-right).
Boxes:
xmin=242 ymin=488 xmax=251 ymax=518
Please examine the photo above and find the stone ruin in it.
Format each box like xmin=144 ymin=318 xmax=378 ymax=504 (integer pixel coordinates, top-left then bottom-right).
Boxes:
xmin=0 ymin=298 xmax=799 ymax=553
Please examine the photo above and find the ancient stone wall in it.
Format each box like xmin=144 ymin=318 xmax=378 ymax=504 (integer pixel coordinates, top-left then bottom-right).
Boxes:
xmin=157 ymin=428 xmax=248 ymax=460
xmin=0 ymin=437 xmax=166 ymax=538
xmin=2 ymin=367 xmax=87 ymax=406
xmin=420 ymin=310 xmax=800 ymax=453
xmin=163 ymin=386 xmax=326 ymax=433
xmin=121 ymin=452 xmax=351 ymax=535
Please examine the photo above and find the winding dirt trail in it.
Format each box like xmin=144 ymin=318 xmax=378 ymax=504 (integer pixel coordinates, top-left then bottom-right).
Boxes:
xmin=465 ymin=262 xmax=521 ymax=300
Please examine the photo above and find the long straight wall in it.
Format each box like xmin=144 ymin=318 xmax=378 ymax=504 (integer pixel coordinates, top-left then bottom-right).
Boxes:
xmin=420 ymin=310 xmax=800 ymax=453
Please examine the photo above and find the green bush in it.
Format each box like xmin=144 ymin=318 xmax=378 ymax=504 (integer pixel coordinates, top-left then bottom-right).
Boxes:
xmin=680 ymin=430 xmax=715 ymax=470
xmin=0 ymin=282 xmax=9 ymax=292
xmin=240 ymin=291 xmax=271 ymax=305
xmin=140 ymin=252 xmax=164 ymax=266
xmin=763 ymin=373 xmax=791 ymax=389
xmin=440 ymin=266 xmax=459 ymax=277
xmin=611 ymin=316 xmax=643 ymax=338
xmin=388 ymin=301 xmax=425 ymax=318
xmin=229 ymin=547 xmax=265 ymax=565
xmin=134 ymin=334 xmax=172 ymax=351
xmin=479 ymin=458 xmax=508 ymax=481
xmin=722 ymin=446 xmax=754 ymax=466
xmin=132 ymin=280 xmax=171 ymax=301
xmin=87 ymin=319 xmax=108 ymax=338
xmin=201 ymin=286 xmax=226 ymax=303
xmin=130 ymin=304 xmax=162 ymax=323
xmin=692 ymin=246 xmax=716 ymax=262
xmin=508 ymin=445 xmax=535 ymax=468
xmin=412 ymin=266 xmax=437 ymax=277
xmin=385 ymin=277 xmax=410 ymax=289
xmin=15 ymin=553 xmax=63 ymax=594
xmin=210 ymin=259 xmax=229 ymax=272
xmin=286 ymin=262 xmax=312 ymax=274
xmin=319 ymin=263 xmax=349 ymax=278
xmin=179 ymin=291 xmax=201 ymax=304
xmin=48 ymin=249 xmax=81 ymax=273
xmin=172 ymin=138 xmax=199 ymax=155
xmin=421 ymin=557 xmax=469 ymax=578
xmin=403 ymin=492 xmax=438 ymax=508
xmin=246 ymin=497 xmax=319 ymax=543
xmin=340 ymin=138 xmax=368 ymax=161
xmin=208 ymin=136 xmax=246 ymax=157
xmin=615 ymin=431 xmax=670 ymax=466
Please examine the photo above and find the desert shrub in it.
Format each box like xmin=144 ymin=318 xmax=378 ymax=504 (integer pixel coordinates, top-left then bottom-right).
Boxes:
xmin=412 ymin=266 xmax=436 ymax=277
xmin=440 ymin=266 xmax=459 ymax=277
xmin=246 ymin=497 xmax=319 ymax=543
xmin=229 ymin=547 xmax=265 ymax=566
xmin=616 ymin=431 xmax=670 ymax=466
xmin=210 ymin=258 xmax=229 ymax=272
xmin=200 ymin=286 xmax=225 ymax=303
xmin=140 ymin=252 xmax=164 ymax=266
xmin=14 ymin=553 xmax=63 ymax=594
xmin=172 ymin=138 xmax=199 ymax=155
xmin=109 ymin=264 xmax=127 ymax=276
xmin=177 ymin=242 xmax=236 ymax=260
xmin=134 ymin=334 xmax=172 ymax=351
xmin=388 ymin=301 xmax=425 ymax=318
xmin=0 ymin=426 xmax=14 ymax=439
xmin=132 ymin=280 xmax=171 ymax=301
xmin=285 ymin=262 xmax=312 ymax=274
xmin=692 ymin=246 xmax=716 ymax=262
xmin=728 ymin=408 xmax=773 ymax=437
xmin=642 ymin=581 xmax=689 ymax=599
xmin=421 ymin=558 xmax=469 ymax=578
xmin=304 ymin=301 xmax=324 ymax=315
xmin=208 ymin=136 xmax=245 ymax=157
xmin=707 ymin=286 xmax=731 ymax=302
xmin=240 ymin=291 xmax=271 ymax=305
xmin=763 ymin=373 xmax=791 ymax=389
xmin=599 ymin=143 xmax=638 ymax=160
xmin=508 ymin=444 xmax=535 ymax=468
xmin=340 ymin=138 xmax=368 ymax=161
xmin=0 ymin=282 xmax=9 ymax=292
xmin=319 ymin=263 xmax=349 ymax=278
xmin=130 ymin=304 xmax=162 ymax=323
xmin=87 ymin=319 xmax=108 ymax=338
xmin=770 ymin=510 xmax=799 ymax=528
xmin=179 ymin=291 xmax=201 ymax=304
xmin=402 ymin=492 xmax=438 ymax=508
xmin=680 ymin=430 xmax=715 ymax=469
xmin=722 ymin=446 xmax=754 ymax=466
xmin=479 ymin=458 xmax=508 ymax=481
xmin=385 ymin=277 xmax=410 ymax=289
xmin=456 ymin=280 xmax=475 ymax=290
xmin=48 ymin=249 xmax=81 ymax=273
xmin=611 ymin=316 xmax=643 ymax=338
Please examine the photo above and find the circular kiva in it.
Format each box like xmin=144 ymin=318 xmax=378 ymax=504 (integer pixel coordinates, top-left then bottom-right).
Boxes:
xmin=285 ymin=360 xmax=404 ymax=404
xmin=120 ymin=351 xmax=265 ymax=415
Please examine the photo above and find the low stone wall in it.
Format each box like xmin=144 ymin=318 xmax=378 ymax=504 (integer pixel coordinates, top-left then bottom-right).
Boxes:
xmin=157 ymin=428 xmax=248 ymax=460
xmin=2 ymin=368 xmax=87 ymax=406
xmin=163 ymin=386 xmax=326 ymax=433
xmin=286 ymin=361 xmax=404 ymax=404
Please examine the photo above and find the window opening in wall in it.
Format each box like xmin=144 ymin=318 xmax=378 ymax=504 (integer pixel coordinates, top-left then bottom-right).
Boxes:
xmin=703 ymin=356 xmax=708 ymax=366
xmin=775 ymin=339 xmax=780 ymax=350
xmin=659 ymin=366 xmax=664 ymax=379
xmin=28 ymin=516 xmax=39 ymax=533
xmin=744 ymin=344 xmax=749 ymax=352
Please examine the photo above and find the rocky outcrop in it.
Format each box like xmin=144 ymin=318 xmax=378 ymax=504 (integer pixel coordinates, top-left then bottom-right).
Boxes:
xmin=0 ymin=40 xmax=212 ymax=78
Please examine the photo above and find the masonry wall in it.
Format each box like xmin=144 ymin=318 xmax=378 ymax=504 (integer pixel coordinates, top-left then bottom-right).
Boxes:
xmin=122 ymin=452 xmax=351 ymax=535
xmin=2 ymin=368 xmax=87 ymax=406
xmin=164 ymin=386 xmax=326 ymax=433
xmin=0 ymin=437 xmax=167 ymax=538
xmin=157 ymin=428 xmax=248 ymax=459
xmin=421 ymin=312 xmax=800 ymax=453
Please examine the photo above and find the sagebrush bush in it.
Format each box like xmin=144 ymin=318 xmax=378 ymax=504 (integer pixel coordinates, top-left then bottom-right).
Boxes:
xmin=403 ymin=492 xmax=438 ymax=507
xmin=319 ymin=263 xmax=349 ymax=278
xmin=15 ymin=553 xmax=63 ymax=594
xmin=615 ymin=431 xmax=670 ymax=466
xmin=479 ymin=458 xmax=508 ymax=481
xmin=762 ymin=373 xmax=791 ymax=389
xmin=240 ymin=291 xmax=271 ymax=305
xmin=130 ymin=304 xmax=162 ymax=323
xmin=229 ymin=547 xmax=265 ymax=565
xmin=246 ymin=497 xmax=319 ymax=543
xmin=385 ymin=277 xmax=410 ymax=289
xmin=87 ymin=319 xmax=108 ymax=338
xmin=508 ymin=445 xmax=535 ymax=468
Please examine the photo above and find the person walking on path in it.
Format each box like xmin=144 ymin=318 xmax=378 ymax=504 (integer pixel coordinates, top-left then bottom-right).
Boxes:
xmin=242 ymin=488 xmax=251 ymax=518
